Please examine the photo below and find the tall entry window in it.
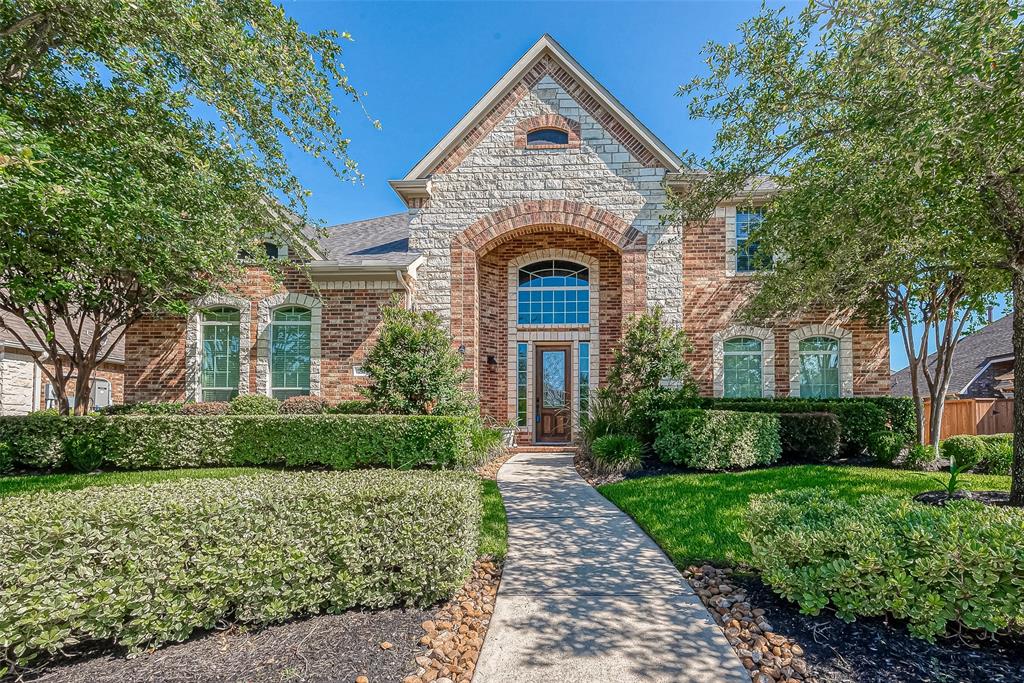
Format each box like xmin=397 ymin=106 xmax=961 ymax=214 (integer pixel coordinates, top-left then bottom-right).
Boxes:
xmin=517 ymin=260 xmax=590 ymax=326
xmin=270 ymin=306 xmax=311 ymax=399
xmin=201 ymin=307 xmax=241 ymax=401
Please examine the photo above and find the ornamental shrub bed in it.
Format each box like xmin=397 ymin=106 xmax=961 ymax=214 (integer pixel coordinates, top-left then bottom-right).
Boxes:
xmin=744 ymin=490 xmax=1024 ymax=641
xmin=656 ymin=409 xmax=781 ymax=470
xmin=0 ymin=470 xmax=480 ymax=672
xmin=0 ymin=414 xmax=476 ymax=473
xmin=940 ymin=434 xmax=1014 ymax=475
xmin=590 ymin=433 xmax=644 ymax=473
xmin=776 ymin=412 xmax=841 ymax=462
xmin=707 ymin=398 xmax=890 ymax=454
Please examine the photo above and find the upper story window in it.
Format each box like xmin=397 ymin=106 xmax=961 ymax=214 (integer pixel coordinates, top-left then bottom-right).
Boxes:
xmin=526 ymin=128 xmax=569 ymax=146
xmin=263 ymin=242 xmax=280 ymax=259
xmin=735 ymin=208 xmax=768 ymax=273
xmin=517 ymin=260 xmax=590 ymax=326
xmin=723 ymin=337 xmax=763 ymax=398
xmin=270 ymin=306 xmax=311 ymax=400
xmin=201 ymin=307 xmax=241 ymax=402
xmin=799 ymin=336 xmax=840 ymax=398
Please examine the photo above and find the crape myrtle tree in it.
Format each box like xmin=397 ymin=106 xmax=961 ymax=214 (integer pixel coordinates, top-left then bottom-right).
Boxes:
xmin=0 ymin=0 xmax=373 ymax=414
xmin=669 ymin=0 xmax=1021 ymax=496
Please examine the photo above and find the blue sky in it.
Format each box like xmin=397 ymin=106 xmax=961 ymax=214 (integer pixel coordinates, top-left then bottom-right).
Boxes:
xmin=279 ymin=1 xmax=1008 ymax=371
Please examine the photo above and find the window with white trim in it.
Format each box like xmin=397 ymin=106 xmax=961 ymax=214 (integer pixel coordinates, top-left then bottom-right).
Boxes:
xmin=201 ymin=307 xmax=241 ymax=401
xmin=723 ymin=337 xmax=763 ymax=398
xmin=799 ymin=336 xmax=840 ymax=398
xmin=270 ymin=306 xmax=311 ymax=399
xmin=517 ymin=260 xmax=590 ymax=326
xmin=736 ymin=208 xmax=767 ymax=273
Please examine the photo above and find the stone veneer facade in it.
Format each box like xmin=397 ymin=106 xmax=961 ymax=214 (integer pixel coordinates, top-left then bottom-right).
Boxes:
xmin=122 ymin=38 xmax=890 ymax=441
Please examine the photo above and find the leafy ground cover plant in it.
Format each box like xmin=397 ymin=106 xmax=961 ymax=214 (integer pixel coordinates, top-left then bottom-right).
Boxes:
xmin=655 ymin=409 xmax=781 ymax=470
xmin=0 ymin=470 xmax=480 ymax=674
xmin=744 ymin=489 xmax=1024 ymax=641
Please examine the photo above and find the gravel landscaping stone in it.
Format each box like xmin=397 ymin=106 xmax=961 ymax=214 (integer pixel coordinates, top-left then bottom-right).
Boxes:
xmin=404 ymin=558 xmax=502 ymax=683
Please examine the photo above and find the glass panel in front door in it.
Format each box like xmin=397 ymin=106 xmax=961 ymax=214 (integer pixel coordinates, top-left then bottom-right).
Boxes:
xmin=542 ymin=350 xmax=566 ymax=408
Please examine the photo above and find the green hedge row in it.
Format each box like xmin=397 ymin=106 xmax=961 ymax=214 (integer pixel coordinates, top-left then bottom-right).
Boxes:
xmin=706 ymin=397 xmax=896 ymax=454
xmin=777 ymin=412 xmax=841 ymax=461
xmin=0 ymin=414 xmax=476 ymax=473
xmin=745 ymin=490 xmax=1024 ymax=640
xmin=0 ymin=470 xmax=480 ymax=671
xmin=656 ymin=409 xmax=782 ymax=470
xmin=102 ymin=397 xmax=374 ymax=416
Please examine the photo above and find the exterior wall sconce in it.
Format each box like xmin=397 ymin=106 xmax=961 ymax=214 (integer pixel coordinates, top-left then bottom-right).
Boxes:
xmin=457 ymin=344 xmax=466 ymax=356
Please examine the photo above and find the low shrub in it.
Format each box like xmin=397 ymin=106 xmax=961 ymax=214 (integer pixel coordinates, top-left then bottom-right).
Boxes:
xmin=278 ymin=396 xmax=329 ymax=414
xmin=777 ymin=413 xmax=841 ymax=462
xmin=976 ymin=434 xmax=1013 ymax=475
xmin=228 ymin=394 xmax=280 ymax=415
xmin=655 ymin=409 xmax=781 ymax=470
xmin=590 ymin=434 xmax=644 ymax=473
xmin=328 ymin=399 xmax=374 ymax=415
xmin=0 ymin=470 xmax=480 ymax=671
xmin=179 ymin=401 xmax=229 ymax=415
xmin=579 ymin=389 xmax=627 ymax=450
xmin=867 ymin=430 xmax=905 ymax=465
xmin=63 ymin=431 xmax=105 ymax=473
xmin=470 ymin=424 xmax=505 ymax=464
xmin=744 ymin=490 xmax=1024 ymax=641
xmin=99 ymin=402 xmax=184 ymax=415
xmin=0 ymin=441 xmax=11 ymax=474
xmin=0 ymin=414 xmax=477 ymax=472
xmin=904 ymin=442 xmax=936 ymax=470
xmin=708 ymin=398 xmax=887 ymax=455
xmin=939 ymin=435 xmax=988 ymax=471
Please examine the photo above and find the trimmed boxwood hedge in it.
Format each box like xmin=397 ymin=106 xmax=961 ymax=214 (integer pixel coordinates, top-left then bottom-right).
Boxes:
xmin=656 ymin=409 xmax=781 ymax=470
xmin=0 ymin=414 xmax=475 ymax=472
xmin=777 ymin=412 xmax=841 ymax=462
xmin=940 ymin=434 xmax=1013 ymax=475
xmin=745 ymin=490 xmax=1024 ymax=641
xmin=707 ymin=398 xmax=889 ymax=454
xmin=0 ymin=470 xmax=480 ymax=671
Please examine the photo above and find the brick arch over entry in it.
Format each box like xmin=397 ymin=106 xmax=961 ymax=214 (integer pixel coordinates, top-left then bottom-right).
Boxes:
xmin=450 ymin=201 xmax=648 ymax=391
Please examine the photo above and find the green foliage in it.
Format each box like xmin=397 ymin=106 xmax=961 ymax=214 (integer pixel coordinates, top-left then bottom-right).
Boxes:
xmin=361 ymin=300 xmax=474 ymax=416
xmin=0 ymin=471 xmax=479 ymax=671
xmin=99 ymin=402 xmax=184 ymax=416
xmin=278 ymin=396 xmax=330 ymax=414
xmin=590 ymin=434 xmax=644 ymax=474
xmin=0 ymin=414 xmax=476 ymax=472
xmin=0 ymin=441 xmax=11 ymax=475
xmin=605 ymin=308 xmax=698 ymax=444
xmin=579 ymin=389 xmax=628 ymax=450
xmin=63 ymin=432 xmax=104 ymax=473
xmin=479 ymin=479 xmax=508 ymax=560
xmin=179 ymin=401 xmax=230 ymax=415
xmin=744 ymin=490 xmax=1024 ymax=640
xmin=940 ymin=434 xmax=1013 ymax=475
xmin=708 ymin=398 xmax=888 ymax=455
xmin=867 ymin=430 xmax=905 ymax=465
xmin=228 ymin=394 xmax=280 ymax=415
xmin=905 ymin=442 xmax=936 ymax=470
xmin=0 ymin=467 xmax=260 ymax=499
xmin=656 ymin=409 xmax=781 ymax=470
xmin=327 ymin=400 xmax=375 ymax=415
xmin=470 ymin=425 xmax=505 ymax=465
xmin=777 ymin=413 xmax=841 ymax=462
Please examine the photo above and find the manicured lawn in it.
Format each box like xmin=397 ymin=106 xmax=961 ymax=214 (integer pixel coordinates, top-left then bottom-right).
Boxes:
xmin=0 ymin=467 xmax=266 ymax=498
xmin=599 ymin=465 xmax=1012 ymax=567
xmin=479 ymin=479 xmax=508 ymax=559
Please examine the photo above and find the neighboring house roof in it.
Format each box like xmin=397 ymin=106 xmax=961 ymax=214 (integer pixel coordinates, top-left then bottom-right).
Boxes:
xmin=890 ymin=314 xmax=1013 ymax=397
xmin=397 ymin=34 xmax=683 ymax=188
xmin=315 ymin=213 xmax=419 ymax=267
xmin=0 ymin=312 xmax=126 ymax=365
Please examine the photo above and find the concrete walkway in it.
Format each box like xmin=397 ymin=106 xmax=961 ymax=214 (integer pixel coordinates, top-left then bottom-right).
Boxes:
xmin=474 ymin=452 xmax=748 ymax=683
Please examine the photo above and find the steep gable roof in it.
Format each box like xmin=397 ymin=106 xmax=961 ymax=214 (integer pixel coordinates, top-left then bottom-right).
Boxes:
xmin=890 ymin=314 xmax=1013 ymax=397
xmin=398 ymin=34 xmax=682 ymax=184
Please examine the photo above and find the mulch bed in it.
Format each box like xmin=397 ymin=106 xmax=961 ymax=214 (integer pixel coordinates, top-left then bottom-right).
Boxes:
xmin=30 ymin=608 xmax=433 ymax=683
xmin=914 ymin=489 xmax=1013 ymax=506
xmin=733 ymin=572 xmax=1024 ymax=683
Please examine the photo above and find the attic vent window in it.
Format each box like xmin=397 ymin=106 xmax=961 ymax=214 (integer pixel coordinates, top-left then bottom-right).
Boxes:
xmin=526 ymin=128 xmax=569 ymax=147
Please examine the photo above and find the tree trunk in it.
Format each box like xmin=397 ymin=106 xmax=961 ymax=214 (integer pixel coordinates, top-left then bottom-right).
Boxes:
xmin=914 ymin=394 xmax=926 ymax=445
xmin=928 ymin=391 xmax=945 ymax=458
xmin=73 ymin=373 xmax=92 ymax=416
xmin=1010 ymin=269 xmax=1024 ymax=506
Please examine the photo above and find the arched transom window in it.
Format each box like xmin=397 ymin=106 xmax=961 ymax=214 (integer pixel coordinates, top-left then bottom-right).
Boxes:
xmin=526 ymin=128 xmax=569 ymax=146
xmin=723 ymin=337 xmax=763 ymax=398
xmin=799 ymin=336 xmax=840 ymax=398
xmin=517 ymin=260 xmax=590 ymax=326
xmin=270 ymin=306 xmax=311 ymax=399
xmin=201 ymin=307 xmax=241 ymax=401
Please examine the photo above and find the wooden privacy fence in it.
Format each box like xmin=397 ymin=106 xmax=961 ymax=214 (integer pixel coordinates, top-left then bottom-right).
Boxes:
xmin=922 ymin=398 xmax=1014 ymax=444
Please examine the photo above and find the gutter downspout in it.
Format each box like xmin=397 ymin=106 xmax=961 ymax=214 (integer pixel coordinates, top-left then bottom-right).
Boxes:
xmin=395 ymin=269 xmax=413 ymax=310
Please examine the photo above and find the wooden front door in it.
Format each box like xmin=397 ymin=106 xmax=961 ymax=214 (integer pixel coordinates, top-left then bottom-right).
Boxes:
xmin=535 ymin=345 xmax=571 ymax=442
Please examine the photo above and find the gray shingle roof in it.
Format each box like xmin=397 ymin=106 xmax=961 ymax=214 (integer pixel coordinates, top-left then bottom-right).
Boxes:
xmin=1 ymin=312 xmax=125 ymax=364
xmin=890 ymin=314 xmax=1013 ymax=397
xmin=314 ymin=212 xmax=419 ymax=267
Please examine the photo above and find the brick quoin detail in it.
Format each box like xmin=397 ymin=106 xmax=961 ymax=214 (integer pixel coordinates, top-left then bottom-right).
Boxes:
xmin=513 ymin=113 xmax=581 ymax=150
xmin=450 ymin=200 xmax=647 ymax=396
xmin=432 ymin=55 xmax=664 ymax=175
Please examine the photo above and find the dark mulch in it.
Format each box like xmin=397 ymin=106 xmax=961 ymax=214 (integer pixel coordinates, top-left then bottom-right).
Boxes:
xmin=915 ymin=489 xmax=1013 ymax=506
xmin=29 ymin=607 xmax=432 ymax=683
xmin=733 ymin=573 xmax=1024 ymax=683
